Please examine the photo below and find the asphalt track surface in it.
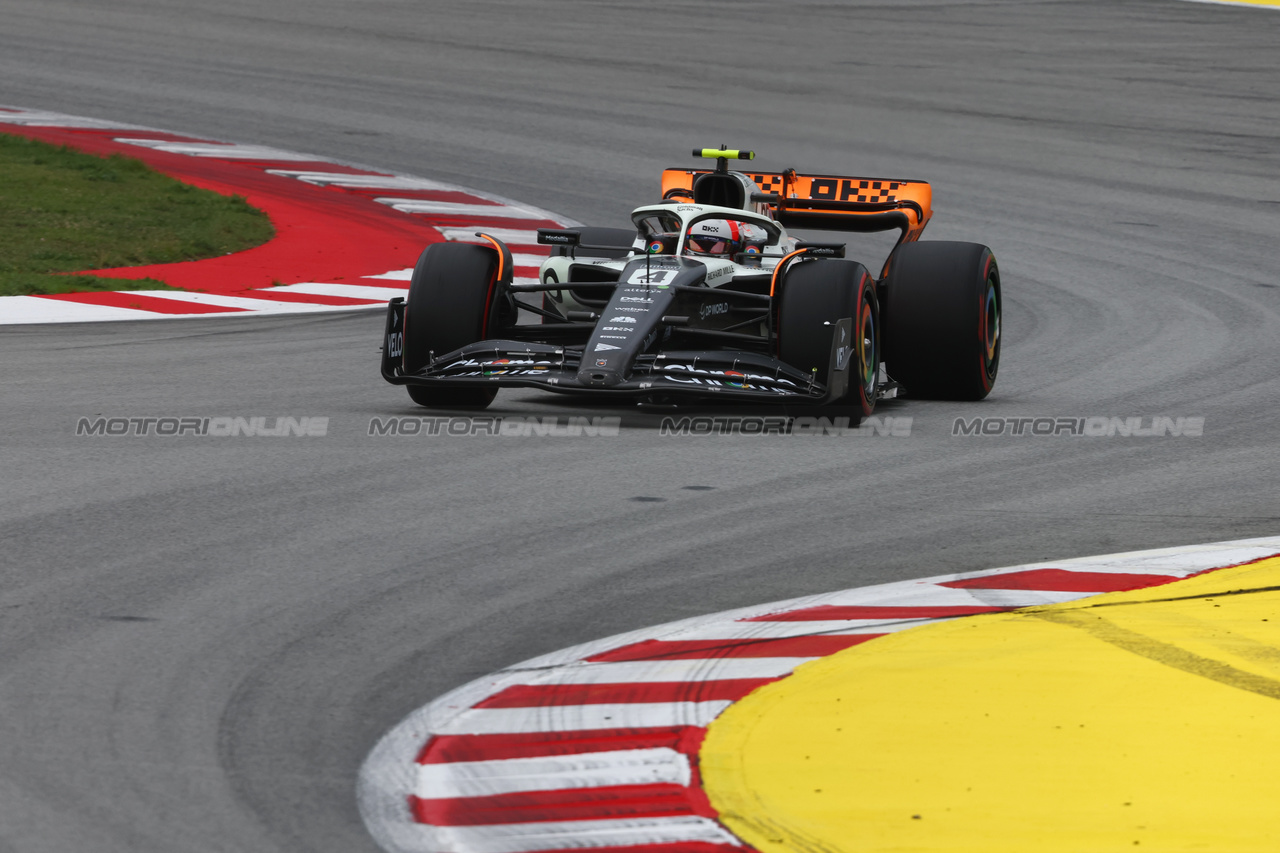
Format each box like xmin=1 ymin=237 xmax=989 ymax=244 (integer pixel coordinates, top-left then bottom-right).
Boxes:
xmin=1 ymin=1 xmax=1278 ymax=851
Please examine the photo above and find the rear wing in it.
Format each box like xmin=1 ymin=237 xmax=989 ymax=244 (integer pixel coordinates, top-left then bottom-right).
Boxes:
xmin=661 ymin=168 xmax=933 ymax=241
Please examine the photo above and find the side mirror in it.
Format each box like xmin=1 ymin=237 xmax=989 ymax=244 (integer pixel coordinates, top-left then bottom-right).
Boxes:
xmin=537 ymin=229 xmax=581 ymax=247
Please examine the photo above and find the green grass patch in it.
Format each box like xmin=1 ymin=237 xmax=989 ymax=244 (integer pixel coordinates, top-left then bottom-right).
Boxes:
xmin=0 ymin=133 xmax=274 ymax=297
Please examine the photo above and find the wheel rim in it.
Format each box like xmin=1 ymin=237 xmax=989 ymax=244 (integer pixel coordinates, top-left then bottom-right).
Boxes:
xmin=859 ymin=295 xmax=877 ymax=400
xmin=982 ymin=276 xmax=1000 ymax=380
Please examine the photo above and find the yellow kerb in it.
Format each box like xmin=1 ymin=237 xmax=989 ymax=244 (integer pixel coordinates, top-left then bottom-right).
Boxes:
xmin=702 ymin=556 xmax=1280 ymax=852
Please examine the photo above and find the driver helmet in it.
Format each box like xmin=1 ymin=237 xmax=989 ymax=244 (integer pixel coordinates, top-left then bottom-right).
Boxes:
xmin=685 ymin=219 xmax=768 ymax=258
xmin=685 ymin=219 xmax=743 ymax=257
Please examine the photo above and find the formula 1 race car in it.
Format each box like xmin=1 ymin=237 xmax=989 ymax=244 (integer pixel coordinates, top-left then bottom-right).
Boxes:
xmin=380 ymin=147 xmax=1001 ymax=414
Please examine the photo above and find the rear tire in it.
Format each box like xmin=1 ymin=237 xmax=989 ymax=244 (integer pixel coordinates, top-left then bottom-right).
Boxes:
xmin=777 ymin=259 xmax=879 ymax=415
xmin=882 ymin=241 xmax=1000 ymax=400
xmin=402 ymin=242 xmax=501 ymax=409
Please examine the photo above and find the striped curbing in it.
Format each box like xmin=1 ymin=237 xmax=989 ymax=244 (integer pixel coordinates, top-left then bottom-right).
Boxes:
xmin=357 ymin=536 xmax=1280 ymax=853
xmin=0 ymin=107 xmax=576 ymax=324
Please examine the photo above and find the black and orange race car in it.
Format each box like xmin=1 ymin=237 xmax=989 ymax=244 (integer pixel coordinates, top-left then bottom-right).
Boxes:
xmin=380 ymin=148 xmax=1000 ymax=414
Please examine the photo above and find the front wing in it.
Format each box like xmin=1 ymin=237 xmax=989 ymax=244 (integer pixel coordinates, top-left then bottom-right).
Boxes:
xmin=382 ymin=303 xmax=853 ymax=404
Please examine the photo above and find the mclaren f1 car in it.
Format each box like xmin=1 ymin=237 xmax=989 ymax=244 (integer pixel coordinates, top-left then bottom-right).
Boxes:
xmin=380 ymin=147 xmax=1001 ymax=414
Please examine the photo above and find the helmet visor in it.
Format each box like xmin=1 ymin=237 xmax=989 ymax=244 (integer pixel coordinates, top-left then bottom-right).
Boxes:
xmin=687 ymin=235 xmax=733 ymax=255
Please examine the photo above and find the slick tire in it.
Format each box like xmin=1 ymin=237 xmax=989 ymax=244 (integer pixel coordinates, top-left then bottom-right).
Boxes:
xmin=778 ymin=259 xmax=880 ymax=416
xmin=882 ymin=241 xmax=1001 ymax=400
xmin=403 ymin=242 xmax=500 ymax=409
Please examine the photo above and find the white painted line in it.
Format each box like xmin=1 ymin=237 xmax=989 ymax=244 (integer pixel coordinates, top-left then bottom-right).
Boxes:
xmin=376 ymin=199 xmax=550 ymax=220
xmin=270 ymin=282 xmax=407 ymax=301
xmin=112 ymin=138 xmax=323 ymax=161
xmin=0 ymin=295 xmax=158 ymax=323
xmin=510 ymin=658 xmax=812 ymax=686
xmin=421 ymin=816 xmax=742 ymax=853
xmin=128 ymin=290 xmax=374 ymax=312
xmin=806 ymin=585 xmax=1092 ymax=608
xmin=433 ymin=701 xmax=733 ymax=736
xmin=1066 ymin=540 xmax=1280 ymax=570
xmin=365 ymin=253 xmax=545 ymax=284
xmin=945 ymin=588 xmax=1095 ymax=607
xmin=415 ymin=748 xmax=690 ymax=799
xmin=265 ymin=170 xmax=458 ymax=191
xmin=0 ymin=108 xmax=146 ymax=129
xmin=666 ymin=619 xmax=944 ymax=641
xmin=364 ymin=269 xmax=414 ymax=281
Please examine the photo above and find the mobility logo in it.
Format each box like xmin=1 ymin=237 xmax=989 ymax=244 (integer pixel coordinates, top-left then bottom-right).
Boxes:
xmin=77 ymin=416 xmax=329 ymax=437
xmin=952 ymin=416 xmax=1204 ymax=437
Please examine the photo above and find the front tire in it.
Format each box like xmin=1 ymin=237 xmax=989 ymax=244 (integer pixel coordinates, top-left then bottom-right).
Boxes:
xmin=403 ymin=242 xmax=502 ymax=409
xmin=777 ymin=259 xmax=879 ymax=415
xmin=882 ymin=241 xmax=1001 ymax=400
